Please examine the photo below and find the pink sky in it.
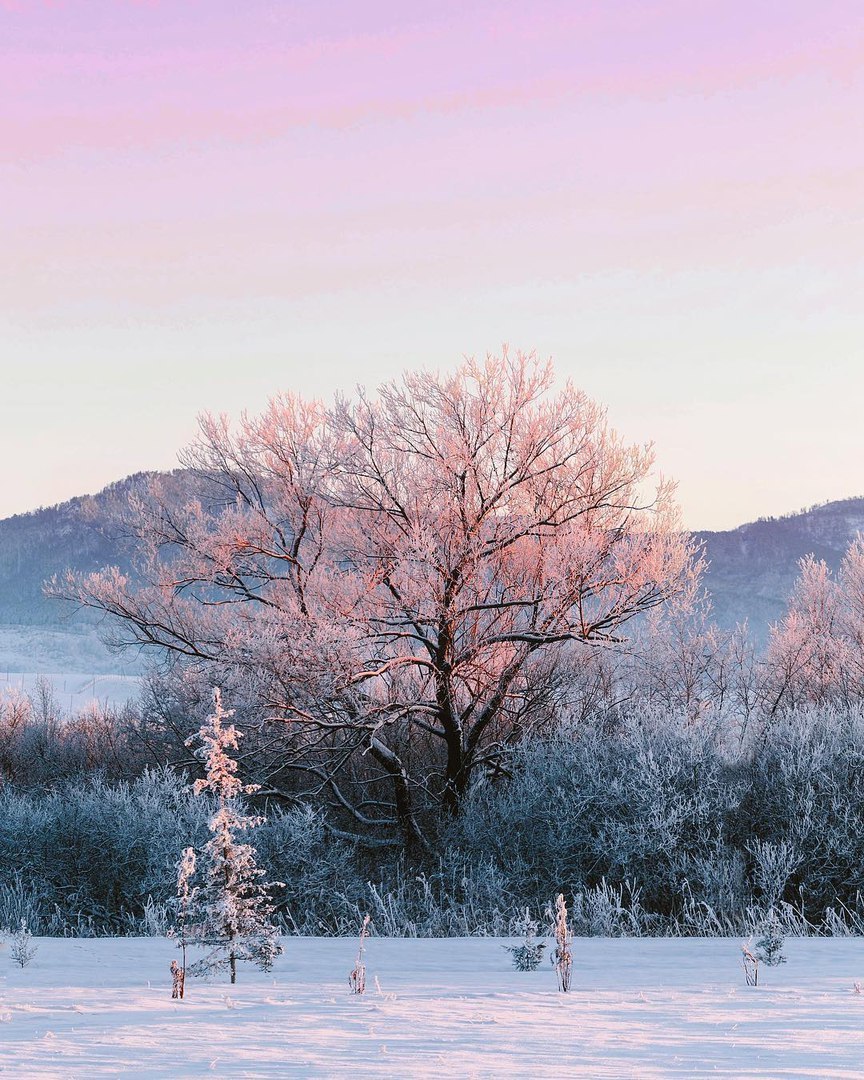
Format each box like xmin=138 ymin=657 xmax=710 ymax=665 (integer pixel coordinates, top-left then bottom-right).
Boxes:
xmin=2 ymin=1 xmax=863 ymax=527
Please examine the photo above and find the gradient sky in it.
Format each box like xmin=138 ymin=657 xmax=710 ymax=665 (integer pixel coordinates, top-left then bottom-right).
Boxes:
xmin=2 ymin=1 xmax=863 ymax=528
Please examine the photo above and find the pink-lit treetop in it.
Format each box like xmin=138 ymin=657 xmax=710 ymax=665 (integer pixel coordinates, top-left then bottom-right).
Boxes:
xmin=765 ymin=538 xmax=864 ymax=713
xmin=60 ymin=351 xmax=698 ymax=848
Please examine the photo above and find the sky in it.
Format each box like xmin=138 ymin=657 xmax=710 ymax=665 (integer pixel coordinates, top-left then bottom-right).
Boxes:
xmin=2 ymin=1 xmax=863 ymax=529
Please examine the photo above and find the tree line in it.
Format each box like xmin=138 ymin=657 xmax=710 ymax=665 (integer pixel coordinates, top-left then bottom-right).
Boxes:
xmin=46 ymin=351 xmax=864 ymax=854
xmin=0 ymin=349 xmax=856 ymax=937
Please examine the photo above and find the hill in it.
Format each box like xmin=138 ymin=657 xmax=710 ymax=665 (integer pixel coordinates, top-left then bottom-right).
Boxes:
xmin=697 ymin=497 xmax=864 ymax=645
xmin=0 ymin=472 xmax=189 ymax=674
xmin=2 ymin=476 xmax=863 ymax=669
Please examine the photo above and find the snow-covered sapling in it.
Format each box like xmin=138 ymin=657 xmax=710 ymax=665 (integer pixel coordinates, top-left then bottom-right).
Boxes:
xmin=168 ymin=845 xmax=197 ymax=999
xmin=742 ymin=911 xmax=786 ymax=986
xmin=184 ymin=689 xmax=283 ymax=985
xmin=10 ymin=919 xmax=37 ymax=968
xmin=552 ymin=894 xmax=572 ymax=992
xmin=504 ymin=908 xmax=546 ymax=971
xmin=349 ymin=913 xmax=370 ymax=994
xmin=754 ymin=910 xmax=786 ymax=968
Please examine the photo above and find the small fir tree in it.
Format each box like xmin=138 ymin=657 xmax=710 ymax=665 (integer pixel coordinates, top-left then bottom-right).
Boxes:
xmin=742 ymin=911 xmax=786 ymax=986
xmin=10 ymin=919 xmax=37 ymax=968
xmin=184 ymin=689 xmax=283 ymax=984
xmin=552 ymin=894 xmax=572 ymax=992
xmin=504 ymin=908 xmax=546 ymax=971
xmin=754 ymin=910 xmax=786 ymax=968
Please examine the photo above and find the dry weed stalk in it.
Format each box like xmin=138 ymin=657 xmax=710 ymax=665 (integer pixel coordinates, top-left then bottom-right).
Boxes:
xmin=553 ymin=894 xmax=572 ymax=992
xmin=742 ymin=942 xmax=759 ymax=986
xmin=349 ymin=914 xmax=371 ymax=994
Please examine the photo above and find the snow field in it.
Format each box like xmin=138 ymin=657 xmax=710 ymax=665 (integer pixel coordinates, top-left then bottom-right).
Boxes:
xmin=0 ymin=672 xmax=139 ymax=712
xmin=2 ymin=936 xmax=864 ymax=1078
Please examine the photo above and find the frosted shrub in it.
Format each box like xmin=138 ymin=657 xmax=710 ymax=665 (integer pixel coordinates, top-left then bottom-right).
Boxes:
xmin=7 ymin=700 xmax=864 ymax=938
xmin=688 ymin=846 xmax=748 ymax=927
xmin=571 ymin=879 xmax=648 ymax=937
xmin=126 ymin=896 xmax=170 ymax=937
xmin=504 ymin=908 xmax=545 ymax=971
xmin=823 ymin=896 xmax=864 ymax=936
xmin=10 ymin=919 xmax=37 ymax=968
xmin=0 ymin=769 xmax=209 ymax=935
xmin=0 ymin=874 xmax=45 ymax=936
xmin=352 ymin=855 xmax=512 ymax=938
xmin=749 ymin=839 xmax=800 ymax=910
xmin=253 ymin=805 xmax=358 ymax=935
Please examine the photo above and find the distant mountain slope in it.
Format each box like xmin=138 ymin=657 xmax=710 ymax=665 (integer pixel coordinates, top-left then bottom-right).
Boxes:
xmin=697 ymin=497 xmax=864 ymax=645
xmin=2 ymin=476 xmax=863 ymax=669
xmin=0 ymin=471 xmax=187 ymax=673
xmin=0 ymin=480 xmax=133 ymax=627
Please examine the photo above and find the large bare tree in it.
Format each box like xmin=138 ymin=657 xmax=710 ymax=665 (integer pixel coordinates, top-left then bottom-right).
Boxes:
xmin=58 ymin=352 xmax=698 ymax=850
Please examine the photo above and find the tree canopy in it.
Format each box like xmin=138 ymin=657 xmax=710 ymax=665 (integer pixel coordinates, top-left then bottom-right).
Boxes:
xmin=60 ymin=351 xmax=698 ymax=849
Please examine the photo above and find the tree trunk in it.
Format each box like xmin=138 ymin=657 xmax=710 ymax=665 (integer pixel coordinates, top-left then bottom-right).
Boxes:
xmin=441 ymin=735 xmax=469 ymax=817
xmin=436 ymin=651 xmax=468 ymax=817
xmin=367 ymin=736 xmax=429 ymax=856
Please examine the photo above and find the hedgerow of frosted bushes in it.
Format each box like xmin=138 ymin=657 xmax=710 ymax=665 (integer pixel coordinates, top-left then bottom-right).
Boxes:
xmin=4 ymin=706 xmax=864 ymax=936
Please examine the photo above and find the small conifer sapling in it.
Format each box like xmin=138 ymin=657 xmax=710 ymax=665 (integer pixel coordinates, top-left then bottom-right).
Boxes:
xmin=184 ymin=689 xmax=283 ymax=985
xmin=755 ymin=910 xmax=786 ymax=968
xmin=504 ymin=908 xmax=546 ymax=971
xmin=10 ymin=919 xmax=37 ymax=968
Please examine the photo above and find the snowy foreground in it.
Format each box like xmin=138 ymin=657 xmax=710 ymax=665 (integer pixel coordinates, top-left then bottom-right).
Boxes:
xmin=2 ymin=937 xmax=864 ymax=1078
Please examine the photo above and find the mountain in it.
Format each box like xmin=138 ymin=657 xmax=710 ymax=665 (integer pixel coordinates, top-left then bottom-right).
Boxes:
xmin=0 ymin=471 xmax=190 ymax=674
xmin=2 ymin=476 xmax=863 ymax=671
xmin=696 ymin=497 xmax=864 ymax=645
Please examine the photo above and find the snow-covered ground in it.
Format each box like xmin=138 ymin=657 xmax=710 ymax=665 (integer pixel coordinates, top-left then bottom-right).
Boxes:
xmin=2 ymin=937 xmax=864 ymax=1077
